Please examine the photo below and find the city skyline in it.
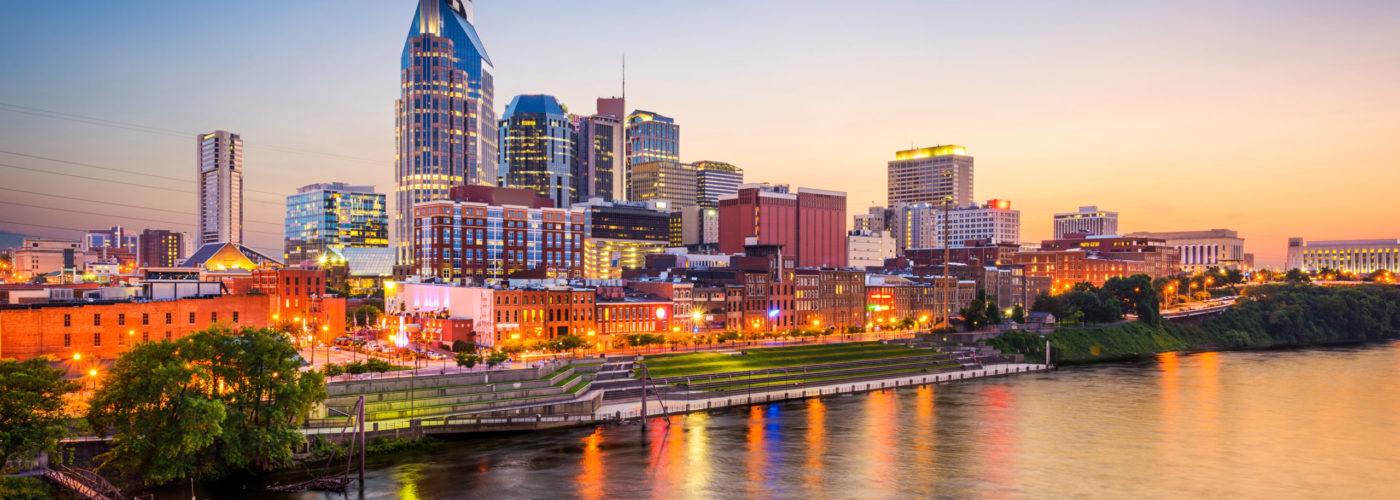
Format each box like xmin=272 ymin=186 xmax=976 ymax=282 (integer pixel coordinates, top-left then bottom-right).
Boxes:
xmin=2 ymin=1 xmax=1399 ymax=265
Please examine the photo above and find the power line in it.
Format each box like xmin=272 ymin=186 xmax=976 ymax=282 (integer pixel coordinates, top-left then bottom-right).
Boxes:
xmin=0 ymin=149 xmax=286 ymax=198
xmin=0 ymin=102 xmax=382 ymax=166
xmin=0 ymin=162 xmax=284 ymax=206
xmin=0 ymin=187 xmax=284 ymax=226
xmin=0 ymin=200 xmax=284 ymax=236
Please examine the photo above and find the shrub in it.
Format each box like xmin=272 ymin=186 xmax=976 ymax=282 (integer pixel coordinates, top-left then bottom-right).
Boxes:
xmin=323 ymin=363 xmax=344 ymax=377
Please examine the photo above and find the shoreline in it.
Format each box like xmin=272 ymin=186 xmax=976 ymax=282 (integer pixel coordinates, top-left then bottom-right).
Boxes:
xmin=1052 ymin=336 xmax=1400 ymax=366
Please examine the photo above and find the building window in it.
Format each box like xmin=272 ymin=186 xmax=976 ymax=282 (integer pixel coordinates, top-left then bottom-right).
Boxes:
xmin=211 ymin=312 xmax=218 ymax=323
xmin=142 ymin=331 xmax=149 ymax=342
xmin=166 ymin=313 xmax=172 ymax=324
xmin=94 ymin=332 xmax=101 ymax=347
xmin=94 ymin=314 xmax=101 ymax=326
xmin=166 ymin=331 xmax=172 ymax=340
xmin=142 ymin=313 xmax=149 ymax=325
xmin=118 ymin=313 xmax=125 ymax=326
xmin=232 ymin=311 xmax=239 ymax=324
xmin=189 ymin=312 xmax=196 ymax=324
xmin=64 ymin=314 xmax=71 ymax=327
xmin=63 ymin=333 xmax=71 ymax=347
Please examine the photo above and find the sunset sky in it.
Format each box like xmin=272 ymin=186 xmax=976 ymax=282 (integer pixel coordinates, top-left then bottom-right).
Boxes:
xmin=2 ymin=0 xmax=1397 ymax=266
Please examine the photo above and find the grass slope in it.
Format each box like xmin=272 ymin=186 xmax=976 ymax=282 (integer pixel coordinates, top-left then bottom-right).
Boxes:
xmin=641 ymin=342 xmax=931 ymax=379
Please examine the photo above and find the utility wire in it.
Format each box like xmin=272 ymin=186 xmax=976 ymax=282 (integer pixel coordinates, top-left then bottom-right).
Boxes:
xmin=0 ymin=102 xmax=382 ymax=166
xmin=0 ymin=200 xmax=284 ymax=236
xmin=0 ymin=162 xmax=283 ymax=206
xmin=0 ymin=149 xmax=286 ymax=198
xmin=0 ymin=187 xmax=284 ymax=226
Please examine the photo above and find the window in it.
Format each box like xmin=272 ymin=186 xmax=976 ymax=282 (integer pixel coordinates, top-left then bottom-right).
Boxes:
xmin=93 ymin=314 xmax=101 ymax=326
xmin=232 ymin=311 xmax=239 ymax=324
xmin=189 ymin=312 xmax=196 ymax=324
xmin=142 ymin=331 xmax=149 ymax=342
xmin=118 ymin=313 xmax=125 ymax=326
xmin=165 ymin=331 xmax=172 ymax=340
xmin=93 ymin=332 xmax=101 ymax=347
xmin=63 ymin=333 xmax=71 ymax=347
xmin=64 ymin=314 xmax=71 ymax=327
xmin=211 ymin=312 xmax=218 ymax=322
xmin=166 ymin=312 xmax=172 ymax=324
xmin=142 ymin=313 xmax=149 ymax=325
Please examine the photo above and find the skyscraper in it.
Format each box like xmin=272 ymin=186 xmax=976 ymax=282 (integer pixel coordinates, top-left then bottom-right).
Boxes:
xmin=498 ymin=95 xmax=576 ymax=207
xmin=284 ymin=183 xmax=389 ymax=266
xmin=629 ymin=161 xmax=697 ymax=209
xmin=887 ymin=145 xmax=973 ymax=207
xmin=137 ymin=229 xmax=185 ymax=268
xmin=625 ymin=110 xmax=679 ymax=200
xmin=197 ymin=130 xmax=243 ymax=246
xmin=576 ymin=98 xmax=625 ymax=202
xmin=396 ymin=0 xmax=497 ymax=265
xmin=694 ymin=160 xmax=743 ymax=209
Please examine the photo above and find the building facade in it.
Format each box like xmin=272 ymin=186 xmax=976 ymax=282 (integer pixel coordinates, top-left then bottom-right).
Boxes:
xmin=625 ymin=110 xmax=679 ymax=199
xmin=936 ymin=199 xmax=1021 ymax=248
xmin=84 ymin=226 xmax=137 ymax=253
xmin=136 ymin=230 xmax=186 ymax=269
xmin=575 ymin=111 xmax=623 ymax=202
xmin=395 ymin=0 xmax=498 ymax=265
xmin=718 ymin=184 xmax=847 ymax=268
xmin=1125 ymin=229 xmax=1246 ymax=272
xmin=284 ymin=183 xmax=388 ymax=266
xmin=197 ymin=130 xmax=243 ymax=246
xmin=1053 ymin=206 xmax=1118 ymax=239
xmin=498 ymin=94 xmax=576 ymax=207
xmin=12 ymin=239 xmax=84 ymax=282
xmin=629 ymin=161 xmax=697 ymax=209
xmin=693 ymin=160 xmax=743 ymax=209
xmin=1287 ymin=238 xmax=1400 ymax=274
xmin=887 ymin=145 xmax=974 ymax=207
xmin=847 ymin=230 xmax=897 ymax=269
xmin=412 ymin=187 xmax=584 ymax=283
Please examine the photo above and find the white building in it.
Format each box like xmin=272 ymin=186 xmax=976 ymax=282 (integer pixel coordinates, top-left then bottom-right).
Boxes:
xmin=1053 ymin=206 xmax=1117 ymax=239
xmin=1125 ymin=229 xmax=1246 ymax=272
xmin=847 ymin=230 xmax=897 ymax=269
xmin=890 ymin=200 xmax=1020 ymax=252
xmin=197 ymin=130 xmax=244 ymax=246
xmin=1287 ymin=238 xmax=1400 ymax=274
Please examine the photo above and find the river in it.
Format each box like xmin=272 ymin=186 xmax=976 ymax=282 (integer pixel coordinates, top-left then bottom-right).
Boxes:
xmin=158 ymin=341 xmax=1400 ymax=499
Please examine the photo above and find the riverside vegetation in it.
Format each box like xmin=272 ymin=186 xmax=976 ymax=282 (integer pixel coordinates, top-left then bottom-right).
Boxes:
xmin=991 ymin=284 xmax=1400 ymax=363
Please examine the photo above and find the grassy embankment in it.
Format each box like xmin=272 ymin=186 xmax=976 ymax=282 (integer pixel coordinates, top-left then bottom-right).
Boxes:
xmin=990 ymin=284 xmax=1400 ymax=364
xmin=640 ymin=342 xmax=948 ymax=381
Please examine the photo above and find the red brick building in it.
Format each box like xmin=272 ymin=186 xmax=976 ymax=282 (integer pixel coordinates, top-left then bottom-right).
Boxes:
xmin=718 ymin=184 xmax=847 ymax=268
xmin=904 ymin=240 xmax=1021 ymax=267
xmin=413 ymin=186 xmax=585 ymax=283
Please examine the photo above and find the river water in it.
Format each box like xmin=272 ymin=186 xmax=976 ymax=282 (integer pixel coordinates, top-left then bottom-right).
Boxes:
xmin=161 ymin=342 xmax=1400 ymax=499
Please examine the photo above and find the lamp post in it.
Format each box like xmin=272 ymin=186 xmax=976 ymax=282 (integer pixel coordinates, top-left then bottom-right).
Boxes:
xmin=635 ymin=354 xmax=648 ymax=427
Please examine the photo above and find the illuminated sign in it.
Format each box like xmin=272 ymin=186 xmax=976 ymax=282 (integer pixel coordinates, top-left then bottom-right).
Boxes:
xmin=655 ymin=307 xmax=667 ymax=319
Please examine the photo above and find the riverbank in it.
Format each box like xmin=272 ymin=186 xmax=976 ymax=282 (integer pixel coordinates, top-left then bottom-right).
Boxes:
xmin=991 ymin=283 xmax=1400 ymax=364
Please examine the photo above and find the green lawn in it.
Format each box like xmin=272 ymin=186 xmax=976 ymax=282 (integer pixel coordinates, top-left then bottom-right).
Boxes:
xmin=697 ymin=364 xmax=963 ymax=391
xmin=640 ymin=342 xmax=937 ymax=379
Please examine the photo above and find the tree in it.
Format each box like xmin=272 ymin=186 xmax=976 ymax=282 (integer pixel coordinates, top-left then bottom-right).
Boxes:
xmin=455 ymin=352 xmax=479 ymax=368
xmin=1011 ymin=304 xmax=1027 ymax=323
xmin=985 ymin=299 xmax=1004 ymax=325
xmin=554 ymin=335 xmax=587 ymax=353
xmin=451 ymin=340 xmax=476 ymax=353
xmin=86 ymin=327 xmax=326 ymax=485
xmin=960 ymin=292 xmax=988 ymax=331
xmin=352 ymin=304 xmax=382 ymax=326
xmin=485 ymin=352 xmax=510 ymax=368
xmin=1285 ymin=269 xmax=1312 ymax=283
xmin=322 ymin=363 xmax=344 ymax=377
xmin=0 ymin=358 xmax=78 ymax=472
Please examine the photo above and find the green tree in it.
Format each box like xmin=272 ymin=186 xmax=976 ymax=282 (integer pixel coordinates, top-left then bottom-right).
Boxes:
xmin=352 ymin=304 xmax=382 ymax=326
xmin=0 ymin=358 xmax=78 ymax=472
xmin=86 ymin=327 xmax=326 ymax=485
xmin=451 ymin=340 xmax=476 ymax=353
xmin=455 ymin=352 xmax=480 ymax=368
xmin=985 ymin=299 xmax=1004 ymax=325
xmin=1011 ymin=304 xmax=1027 ymax=323
xmin=322 ymin=363 xmax=344 ymax=377
xmin=961 ymin=292 xmax=989 ymax=331
xmin=485 ymin=352 xmax=510 ymax=367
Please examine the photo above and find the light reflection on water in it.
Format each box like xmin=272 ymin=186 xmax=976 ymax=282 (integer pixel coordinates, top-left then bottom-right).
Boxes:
xmin=156 ymin=341 xmax=1400 ymax=499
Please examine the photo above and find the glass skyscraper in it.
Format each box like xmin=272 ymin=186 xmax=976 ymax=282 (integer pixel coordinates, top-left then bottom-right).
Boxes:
xmin=285 ymin=183 xmax=388 ymax=266
xmin=395 ymin=0 xmax=497 ymax=265
xmin=498 ymin=94 xmax=576 ymax=208
xmin=625 ymin=110 xmax=679 ymax=200
xmin=693 ymin=160 xmax=743 ymax=209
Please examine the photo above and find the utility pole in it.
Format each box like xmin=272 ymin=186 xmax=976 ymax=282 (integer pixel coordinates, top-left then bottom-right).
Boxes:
xmin=357 ymin=395 xmax=366 ymax=490
xmin=636 ymin=355 xmax=647 ymax=427
xmin=941 ymin=197 xmax=952 ymax=331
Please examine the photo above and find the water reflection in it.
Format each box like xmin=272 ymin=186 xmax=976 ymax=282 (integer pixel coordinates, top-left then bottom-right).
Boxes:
xmin=155 ymin=342 xmax=1400 ymax=500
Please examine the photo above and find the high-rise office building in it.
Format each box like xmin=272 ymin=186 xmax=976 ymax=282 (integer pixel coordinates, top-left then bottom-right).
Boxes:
xmin=718 ymin=184 xmax=847 ymax=268
xmin=137 ymin=229 xmax=186 ymax=268
xmin=887 ymin=145 xmax=973 ymax=207
xmin=575 ymin=198 xmax=672 ymax=279
xmin=413 ymin=186 xmax=584 ymax=283
xmin=629 ymin=161 xmax=697 ymax=209
xmin=576 ymin=110 xmax=624 ymax=201
xmin=284 ymin=183 xmax=389 ymax=266
xmin=498 ymin=95 xmax=576 ymax=207
xmin=197 ymin=130 xmax=243 ymax=246
xmin=694 ymin=160 xmax=743 ymax=209
xmin=84 ymin=226 xmax=137 ymax=253
xmin=936 ymin=199 xmax=1021 ymax=248
xmin=625 ymin=110 xmax=679 ymax=199
xmin=1053 ymin=206 xmax=1118 ymax=239
xmin=395 ymin=0 xmax=497 ymax=265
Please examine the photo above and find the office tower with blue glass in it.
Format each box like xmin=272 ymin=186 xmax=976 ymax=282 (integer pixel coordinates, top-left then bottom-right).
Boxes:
xmin=498 ymin=94 xmax=577 ymax=208
xmin=395 ymin=0 xmax=497 ymax=265
xmin=285 ymin=183 xmax=389 ymax=266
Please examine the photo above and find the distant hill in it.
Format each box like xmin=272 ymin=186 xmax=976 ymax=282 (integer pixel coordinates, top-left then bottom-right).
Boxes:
xmin=0 ymin=230 xmax=31 ymax=249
